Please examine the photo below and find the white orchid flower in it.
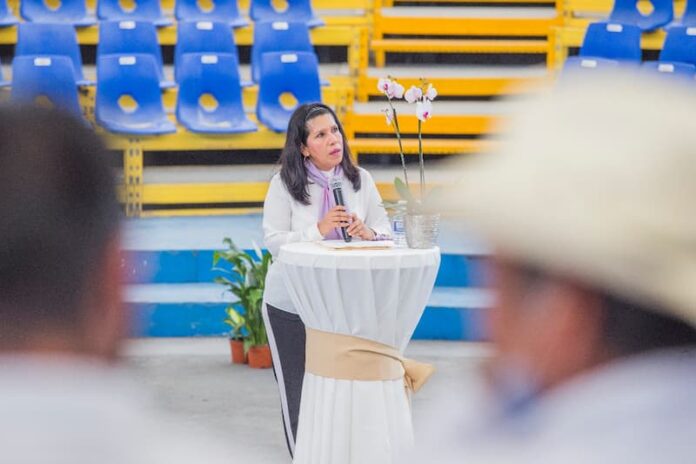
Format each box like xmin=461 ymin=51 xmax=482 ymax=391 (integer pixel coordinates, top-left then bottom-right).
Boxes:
xmin=377 ymin=77 xmax=398 ymax=99
xmin=425 ymin=84 xmax=438 ymax=101
xmin=393 ymin=82 xmax=405 ymax=99
xmin=404 ymin=85 xmax=423 ymax=104
xmin=382 ymin=108 xmax=394 ymax=126
xmin=377 ymin=77 xmax=391 ymax=94
xmin=416 ymin=100 xmax=433 ymax=122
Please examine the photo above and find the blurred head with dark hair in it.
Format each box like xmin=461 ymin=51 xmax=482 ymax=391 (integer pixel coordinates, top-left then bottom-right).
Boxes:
xmin=0 ymin=106 xmax=123 ymax=359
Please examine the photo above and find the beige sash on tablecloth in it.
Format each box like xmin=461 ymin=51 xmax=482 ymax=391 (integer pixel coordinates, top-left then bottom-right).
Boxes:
xmin=305 ymin=328 xmax=434 ymax=393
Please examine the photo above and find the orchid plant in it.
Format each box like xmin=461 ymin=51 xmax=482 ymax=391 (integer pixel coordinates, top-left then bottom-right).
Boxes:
xmin=378 ymin=77 xmax=438 ymax=213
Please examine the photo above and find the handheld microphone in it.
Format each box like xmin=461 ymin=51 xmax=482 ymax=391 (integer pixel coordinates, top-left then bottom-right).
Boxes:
xmin=329 ymin=176 xmax=352 ymax=243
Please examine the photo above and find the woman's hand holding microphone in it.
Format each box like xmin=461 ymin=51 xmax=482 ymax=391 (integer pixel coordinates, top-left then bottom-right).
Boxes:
xmin=318 ymin=206 xmax=375 ymax=241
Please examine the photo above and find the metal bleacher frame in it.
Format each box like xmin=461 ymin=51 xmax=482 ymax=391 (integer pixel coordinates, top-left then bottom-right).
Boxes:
xmin=345 ymin=0 xmax=560 ymax=163
xmin=371 ymin=0 xmax=558 ymax=69
xmin=361 ymin=0 xmax=557 ymax=103
xmin=0 ymin=0 xmax=374 ymax=216
xmin=2 ymin=0 xmax=574 ymax=217
xmin=344 ymin=111 xmax=500 ymax=155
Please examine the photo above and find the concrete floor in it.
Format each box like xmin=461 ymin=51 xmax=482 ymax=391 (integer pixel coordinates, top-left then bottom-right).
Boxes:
xmin=122 ymin=338 xmax=489 ymax=463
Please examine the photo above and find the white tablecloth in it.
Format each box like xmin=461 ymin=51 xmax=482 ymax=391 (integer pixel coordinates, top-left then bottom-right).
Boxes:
xmin=278 ymin=241 xmax=441 ymax=464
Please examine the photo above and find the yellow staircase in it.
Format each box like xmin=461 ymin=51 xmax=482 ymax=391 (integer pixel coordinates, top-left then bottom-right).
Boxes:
xmin=371 ymin=2 xmax=556 ymax=68
xmin=347 ymin=0 xmax=557 ymax=162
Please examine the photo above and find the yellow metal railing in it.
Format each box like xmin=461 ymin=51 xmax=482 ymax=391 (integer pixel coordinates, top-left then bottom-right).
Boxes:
xmin=115 ymin=179 xmax=400 ymax=217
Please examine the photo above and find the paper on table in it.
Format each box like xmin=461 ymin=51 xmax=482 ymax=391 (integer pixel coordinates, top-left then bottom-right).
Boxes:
xmin=318 ymin=240 xmax=395 ymax=251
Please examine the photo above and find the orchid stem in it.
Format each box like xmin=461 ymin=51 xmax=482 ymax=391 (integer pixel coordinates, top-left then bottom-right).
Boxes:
xmin=418 ymin=119 xmax=424 ymax=201
xmin=388 ymin=100 xmax=409 ymax=188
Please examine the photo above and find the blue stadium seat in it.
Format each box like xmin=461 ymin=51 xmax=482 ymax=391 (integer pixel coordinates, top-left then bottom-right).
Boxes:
xmin=608 ymin=0 xmax=672 ymax=31
xmin=659 ymin=26 xmax=696 ymax=66
xmin=96 ymin=54 xmax=176 ymax=134
xmin=97 ymin=0 xmax=171 ymax=27
xmin=251 ymin=20 xmax=327 ymax=86
xmin=15 ymin=23 xmax=93 ymax=85
xmin=250 ymin=0 xmax=323 ymax=28
xmin=563 ymin=56 xmax=622 ymax=73
xmin=175 ymin=21 xmax=248 ymax=85
xmin=579 ymin=21 xmax=642 ymax=63
xmin=98 ymin=20 xmax=175 ymax=89
xmin=641 ymin=61 xmax=696 ymax=80
xmin=644 ymin=27 xmax=696 ymax=81
xmin=257 ymin=51 xmax=321 ymax=132
xmin=20 ymin=0 xmax=95 ymax=26
xmin=175 ymin=0 xmax=248 ymax=28
xmin=176 ymin=53 xmax=257 ymax=134
xmin=0 ymin=0 xmax=18 ymax=26
xmin=11 ymin=56 xmax=83 ymax=118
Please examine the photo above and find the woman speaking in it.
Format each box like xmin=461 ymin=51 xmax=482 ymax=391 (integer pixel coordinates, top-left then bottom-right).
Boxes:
xmin=262 ymin=103 xmax=391 ymax=457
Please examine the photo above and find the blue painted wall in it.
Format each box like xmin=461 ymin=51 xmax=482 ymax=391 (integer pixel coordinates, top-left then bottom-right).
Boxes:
xmin=125 ymin=248 xmax=490 ymax=340
xmin=129 ymin=303 xmax=488 ymax=340
xmin=124 ymin=249 xmax=486 ymax=287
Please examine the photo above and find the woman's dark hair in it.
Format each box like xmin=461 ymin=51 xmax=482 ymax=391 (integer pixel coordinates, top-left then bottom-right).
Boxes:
xmin=279 ymin=103 xmax=361 ymax=205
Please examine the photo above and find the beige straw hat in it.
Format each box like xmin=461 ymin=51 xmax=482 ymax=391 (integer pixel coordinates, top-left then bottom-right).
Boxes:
xmin=439 ymin=70 xmax=696 ymax=325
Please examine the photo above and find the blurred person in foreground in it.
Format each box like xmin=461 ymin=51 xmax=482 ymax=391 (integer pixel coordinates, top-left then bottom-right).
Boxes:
xmin=418 ymin=72 xmax=696 ymax=463
xmin=0 ymin=107 xmax=236 ymax=463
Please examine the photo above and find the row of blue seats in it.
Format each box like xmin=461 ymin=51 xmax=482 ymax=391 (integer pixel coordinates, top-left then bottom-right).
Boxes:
xmin=3 ymin=20 xmax=323 ymax=88
xmin=0 ymin=0 xmax=322 ymax=28
xmin=9 ymin=51 xmax=322 ymax=134
xmin=565 ymin=21 xmax=696 ymax=79
xmin=609 ymin=0 xmax=696 ymax=31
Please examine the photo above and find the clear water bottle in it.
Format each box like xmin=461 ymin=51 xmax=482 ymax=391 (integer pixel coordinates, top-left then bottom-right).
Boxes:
xmin=391 ymin=200 xmax=408 ymax=247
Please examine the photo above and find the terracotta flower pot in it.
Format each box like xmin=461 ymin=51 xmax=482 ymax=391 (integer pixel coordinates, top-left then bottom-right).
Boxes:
xmin=229 ymin=338 xmax=247 ymax=364
xmin=247 ymin=344 xmax=273 ymax=369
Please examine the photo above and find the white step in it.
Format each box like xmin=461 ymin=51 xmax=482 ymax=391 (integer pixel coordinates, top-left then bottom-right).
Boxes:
xmin=381 ymin=6 xmax=556 ymax=19
xmin=126 ymin=283 xmax=493 ymax=308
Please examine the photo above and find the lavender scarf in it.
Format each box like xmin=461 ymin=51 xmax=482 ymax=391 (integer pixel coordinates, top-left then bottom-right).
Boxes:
xmin=305 ymin=160 xmax=344 ymax=240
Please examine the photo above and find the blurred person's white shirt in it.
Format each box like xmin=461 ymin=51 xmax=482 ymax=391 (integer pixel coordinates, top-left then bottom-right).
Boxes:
xmin=0 ymin=356 xmax=243 ymax=464
xmin=415 ymin=350 xmax=696 ymax=464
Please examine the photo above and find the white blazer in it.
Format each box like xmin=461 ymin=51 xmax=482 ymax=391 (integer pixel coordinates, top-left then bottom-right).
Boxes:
xmin=263 ymin=167 xmax=391 ymax=313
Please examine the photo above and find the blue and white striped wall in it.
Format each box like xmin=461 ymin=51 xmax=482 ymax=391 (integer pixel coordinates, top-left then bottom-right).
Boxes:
xmin=123 ymin=215 xmax=491 ymax=341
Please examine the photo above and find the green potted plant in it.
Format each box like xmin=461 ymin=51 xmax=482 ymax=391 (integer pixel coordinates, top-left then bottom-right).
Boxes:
xmin=213 ymin=238 xmax=273 ymax=369
xmin=378 ymin=77 xmax=441 ymax=248
xmin=223 ymin=307 xmax=246 ymax=364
